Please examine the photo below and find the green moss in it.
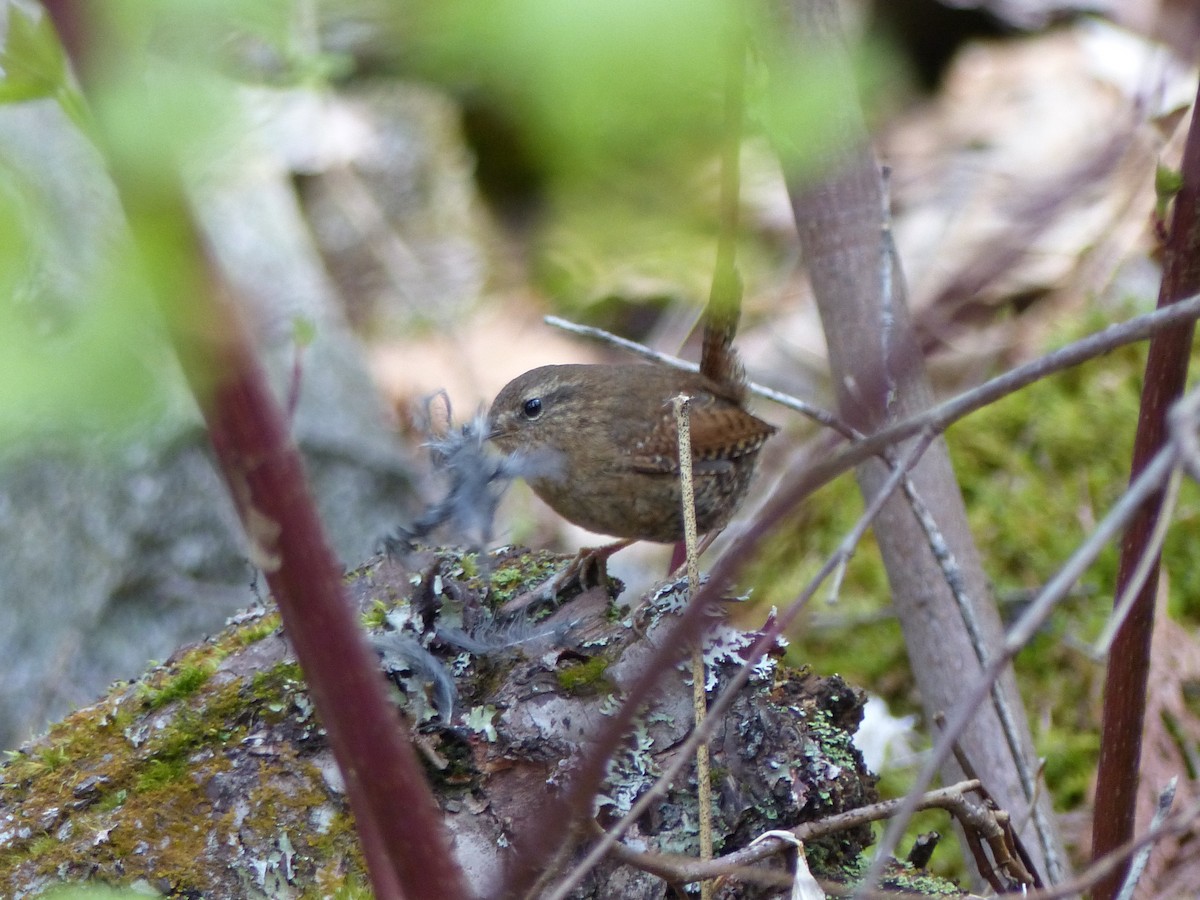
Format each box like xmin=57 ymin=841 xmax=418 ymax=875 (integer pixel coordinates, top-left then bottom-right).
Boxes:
xmin=944 ymin=306 xmax=1200 ymax=626
xmin=488 ymin=564 xmax=527 ymax=592
xmin=248 ymin=660 xmax=305 ymax=706
xmin=742 ymin=474 xmax=906 ymax=702
xmin=99 ymin=767 xmax=229 ymax=889
xmin=309 ymin=874 xmax=373 ymax=899
xmin=555 ymin=655 xmax=613 ymax=694
xmin=1038 ymin=724 xmax=1101 ymax=810
xmin=880 ymin=862 xmax=964 ymax=896
xmin=35 ymin=744 xmax=71 ymax=773
xmin=0 ymin=628 xmax=371 ymax=897
xmin=948 ymin=344 xmax=1140 ymax=608
xmin=134 ymin=756 xmax=190 ymax=791
xmin=23 ymin=834 xmax=59 ymax=862
xmin=94 ymin=789 xmax=127 ymax=813
xmin=138 ymin=661 xmax=215 ymax=710
xmin=233 ymin=612 xmax=281 ymax=645
xmin=305 ymin=799 xmax=363 ymax=856
xmin=941 ymin=308 xmax=1200 ymax=821
xmin=2 ymin=645 xmax=282 ymax=878
xmin=235 ymin=751 xmax=331 ymax=843
xmin=361 ymin=598 xmax=390 ymax=629
xmin=804 ymin=707 xmax=861 ymax=774
xmin=485 ymin=550 xmax=562 ymax=605
xmin=149 ymin=697 xmax=232 ymax=762
xmin=38 ymin=887 xmax=149 ymax=899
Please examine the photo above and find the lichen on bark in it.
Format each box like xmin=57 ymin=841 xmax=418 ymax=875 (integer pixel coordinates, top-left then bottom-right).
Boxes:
xmin=0 ymin=545 xmax=903 ymax=898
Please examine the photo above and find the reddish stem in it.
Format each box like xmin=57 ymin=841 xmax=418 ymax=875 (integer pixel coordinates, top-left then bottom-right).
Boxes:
xmin=1091 ymin=83 xmax=1200 ymax=898
xmin=195 ymin=278 xmax=466 ymax=900
xmin=40 ymin=4 xmax=469 ymax=897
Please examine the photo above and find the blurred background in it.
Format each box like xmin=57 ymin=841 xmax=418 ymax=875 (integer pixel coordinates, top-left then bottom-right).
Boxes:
xmin=2 ymin=0 xmax=1199 ymax=883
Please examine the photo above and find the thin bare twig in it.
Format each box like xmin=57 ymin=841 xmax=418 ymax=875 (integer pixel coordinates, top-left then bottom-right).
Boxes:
xmin=1092 ymin=465 xmax=1182 ymax=657
xmin=857 ymin=433 xmax=1182 ymax=896
xmin=610 ymin=791 xmax=1200 ymax=900
xmin=607 ymin=779 xmax=984 ymax=885
xmin=673 ymin=393 xmax=714 ymax=897
xmin=545 ymin=315 xmax=858 ymax=439
xmin=1115 ymin=778 xmax=1177 ymax=900
xmin=902 ymin=472 xmax=1047 ymax=883
xmin=878 ymin=161 xmax=1053 ymax=879
xmin=1171 ymin=377 xmax=1200 ymax=482
xmin=519 ymin=294 xmax=1200 ymax=898
xmin=553 ymin=293 xmax=1200 ymax=495
xmin=543 ymin=430 xmax=936 ymax=900
xmin=934 ymin=713 xmax=1037 ymax=891
xmin=1010 ymin=795 xmax=1200 ymax=900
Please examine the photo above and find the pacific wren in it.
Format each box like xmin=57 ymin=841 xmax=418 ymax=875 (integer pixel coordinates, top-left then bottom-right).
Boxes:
xmin=487 ymin=364 xmax=776 ymax=543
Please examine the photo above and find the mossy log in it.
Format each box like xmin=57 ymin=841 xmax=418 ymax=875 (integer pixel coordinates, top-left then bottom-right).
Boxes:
xmin=0 ymin=547 xmax=965 ymax=898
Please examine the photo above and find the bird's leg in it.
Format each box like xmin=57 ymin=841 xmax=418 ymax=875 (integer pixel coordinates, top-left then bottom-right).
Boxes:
xmin=562 ymin=538 xmax=634 ymax=589
xmin=499 ymin=539 xmax=634 ymax=615
xmin=667 ymin=531 xmax=718 ymax=580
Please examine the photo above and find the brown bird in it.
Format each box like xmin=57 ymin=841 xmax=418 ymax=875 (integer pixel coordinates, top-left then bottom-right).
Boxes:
xmin=487 ymin=363 xmax=776 ymax=545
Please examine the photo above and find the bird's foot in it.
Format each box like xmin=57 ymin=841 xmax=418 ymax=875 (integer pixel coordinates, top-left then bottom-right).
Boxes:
xmin=499 ymin=539 xmax=633 ymax=615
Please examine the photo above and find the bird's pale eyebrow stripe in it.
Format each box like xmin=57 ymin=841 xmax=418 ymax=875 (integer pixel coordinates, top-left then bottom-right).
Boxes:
xmin=535 ymin=386 xmax=576 ymax=407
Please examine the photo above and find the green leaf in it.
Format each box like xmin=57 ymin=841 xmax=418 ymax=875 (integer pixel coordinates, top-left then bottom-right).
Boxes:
xmin=1155 ymin=163 xmax=1184 ymax=200
xmin=0 ymin=6 xmax=68 ymax=103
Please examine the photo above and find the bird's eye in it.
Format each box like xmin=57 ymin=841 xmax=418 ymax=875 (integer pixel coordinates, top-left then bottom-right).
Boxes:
xmin=522 ymin=397 xmax=543 ymax=419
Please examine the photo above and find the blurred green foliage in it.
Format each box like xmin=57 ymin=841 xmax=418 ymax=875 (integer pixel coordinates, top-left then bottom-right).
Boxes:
xmin=37 ymin=890 xmax=144 ymax=900
xmin=411 ymin=0 xmax=732 ymax=177
xmin=0 ymin=0 xmax=887 ymax=436
xmin=0 ymin=157 xmax=167 ymax=441
xmin=402 ymin=0 xmax=885 ymax=317
xmin=0 ymin=6 xmax=70 ymax=105
xmin=0 ymin=3 xmax=298 ymax=442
